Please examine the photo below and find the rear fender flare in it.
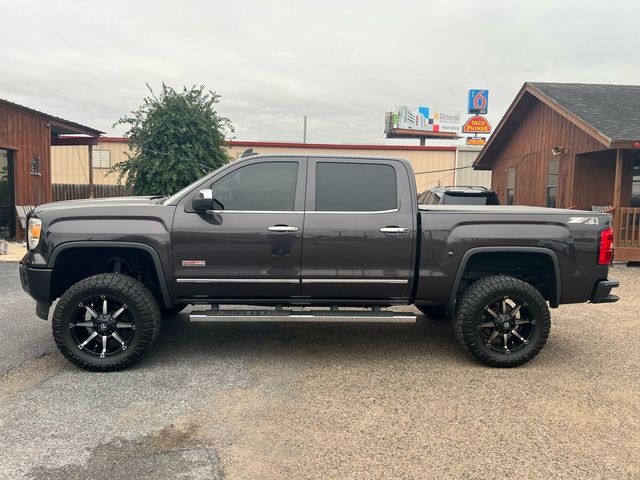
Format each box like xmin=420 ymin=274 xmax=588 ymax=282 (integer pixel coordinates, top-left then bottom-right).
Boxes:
xmin=447 ymin=246 xmax=562 ymax=313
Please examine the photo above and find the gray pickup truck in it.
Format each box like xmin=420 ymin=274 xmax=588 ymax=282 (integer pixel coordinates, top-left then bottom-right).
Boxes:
xmin=20 ymin=154 xmax=619 ymax=371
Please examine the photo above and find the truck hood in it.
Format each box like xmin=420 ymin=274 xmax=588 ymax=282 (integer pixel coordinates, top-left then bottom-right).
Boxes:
xmin=34 ymin=196 xmax=163 ymax=215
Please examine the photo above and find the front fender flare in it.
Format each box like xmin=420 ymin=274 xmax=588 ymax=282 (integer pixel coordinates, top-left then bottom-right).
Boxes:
xmin=48 ymin=241 xmax=172 ymax=308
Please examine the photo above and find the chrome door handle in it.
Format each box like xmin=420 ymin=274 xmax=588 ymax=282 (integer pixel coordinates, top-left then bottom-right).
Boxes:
xmin=268 ymin=225 xmax=299 ymax=232
xmin=380 ymin=227 xmax=409 ymax=233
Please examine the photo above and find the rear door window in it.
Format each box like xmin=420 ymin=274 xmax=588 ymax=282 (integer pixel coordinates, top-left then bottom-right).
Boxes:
xmin=315 ymin=162 xmax=397 ymax=212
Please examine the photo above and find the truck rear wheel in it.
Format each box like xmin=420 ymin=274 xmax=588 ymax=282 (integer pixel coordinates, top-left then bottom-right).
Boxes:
xmin=453 ymin=275 xmax=551 ymax=367
xmin=52 ymin=273 xmax=161 ymax=371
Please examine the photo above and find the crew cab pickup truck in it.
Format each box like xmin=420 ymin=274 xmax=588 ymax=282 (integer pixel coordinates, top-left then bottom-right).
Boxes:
xmin=20 ymin=154 xmax=619 ymax=371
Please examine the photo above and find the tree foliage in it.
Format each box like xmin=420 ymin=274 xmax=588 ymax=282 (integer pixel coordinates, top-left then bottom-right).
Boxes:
xmin=111 ymin=84 xmax=232 ymax=195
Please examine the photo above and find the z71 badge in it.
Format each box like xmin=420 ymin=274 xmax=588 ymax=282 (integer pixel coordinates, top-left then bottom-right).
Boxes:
xmin=568 ymin=217 xmax=599 ymax=225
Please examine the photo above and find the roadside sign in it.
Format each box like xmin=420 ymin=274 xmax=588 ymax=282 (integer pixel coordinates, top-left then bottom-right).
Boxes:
xmin=466 ymin=137 xmax=486 ymax=146
xmin=462 ymin=115 xmax=492 ymax=133
xmin=468 ymin=89 xmax=489 ymax=115
xmin=390 ymin=105 xmax=461 ymax=134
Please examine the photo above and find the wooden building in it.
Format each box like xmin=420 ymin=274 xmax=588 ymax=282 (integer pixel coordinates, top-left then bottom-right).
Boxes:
xmin=474 ymin=82 xmax=640 ymax=261
xmin=0 ymin=98 xmax=101 ymax=239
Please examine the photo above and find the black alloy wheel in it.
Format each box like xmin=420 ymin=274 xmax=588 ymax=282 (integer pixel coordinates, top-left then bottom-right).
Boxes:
xmin=69 ymin=294 xmax=136 ymax=358
xmin=454 ymin=275 xmax=551 ymax=367
xmin=52 ymin=274 xmax=161 ymax=371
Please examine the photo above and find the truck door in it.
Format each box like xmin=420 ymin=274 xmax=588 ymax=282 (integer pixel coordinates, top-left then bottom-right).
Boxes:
xmin=300 ymin=158 xmax=415 ymax=301
xmin=172 ymin=157 xmax=306 ymax=300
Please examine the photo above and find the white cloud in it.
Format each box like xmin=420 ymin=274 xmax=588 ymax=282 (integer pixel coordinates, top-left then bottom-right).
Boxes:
xmin=1 ymin=0 xmax=638 ymax=144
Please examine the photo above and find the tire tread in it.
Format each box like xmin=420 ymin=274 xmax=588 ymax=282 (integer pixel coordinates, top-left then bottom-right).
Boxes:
xmin=453 ymin=275 xmax=551 ymax=367
xmin=52 ymin=273 xmax=160 ymax=371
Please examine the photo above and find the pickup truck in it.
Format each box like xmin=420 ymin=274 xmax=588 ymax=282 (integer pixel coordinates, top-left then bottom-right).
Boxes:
xmin=20 ymin=154 xmax=619 ymax=371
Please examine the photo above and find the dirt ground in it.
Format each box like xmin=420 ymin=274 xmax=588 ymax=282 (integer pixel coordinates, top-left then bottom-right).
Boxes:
xmin=0 ymin=262 xmax=638 ymax=479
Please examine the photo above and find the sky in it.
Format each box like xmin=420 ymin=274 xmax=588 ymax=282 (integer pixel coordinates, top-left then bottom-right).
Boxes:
xmin=1 ymin=0 xmax=639 ymax=145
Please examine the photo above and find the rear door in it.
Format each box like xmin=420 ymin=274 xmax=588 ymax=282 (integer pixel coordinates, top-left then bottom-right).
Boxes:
xmin=300 ymin=157 xmax=415 ymax=301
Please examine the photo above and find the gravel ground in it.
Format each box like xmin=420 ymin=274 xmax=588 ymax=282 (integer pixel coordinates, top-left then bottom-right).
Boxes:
xmin=0 ymin=262 xmax=638 ymax=479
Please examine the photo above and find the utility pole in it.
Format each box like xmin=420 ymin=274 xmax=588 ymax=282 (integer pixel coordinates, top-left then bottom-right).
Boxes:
xmin=303 ymin=116 xmax=307 ymax=143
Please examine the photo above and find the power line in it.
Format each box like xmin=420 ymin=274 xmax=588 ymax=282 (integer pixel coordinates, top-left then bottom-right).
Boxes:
xmin=413 ymin=139 xmax=602 ymax=176
xmin=414 ymin=165 xmax=473 ymax=175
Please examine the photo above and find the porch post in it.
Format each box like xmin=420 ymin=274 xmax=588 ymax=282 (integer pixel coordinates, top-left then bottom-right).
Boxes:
xmin=612 ymin=148 xmax=623 ymax=243
xmin=88 ymin=144 xmax=95 ymax=199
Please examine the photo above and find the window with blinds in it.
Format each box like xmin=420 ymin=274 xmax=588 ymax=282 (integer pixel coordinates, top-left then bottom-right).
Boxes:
xmin=92 ymin=150 xmax=111 ymax=169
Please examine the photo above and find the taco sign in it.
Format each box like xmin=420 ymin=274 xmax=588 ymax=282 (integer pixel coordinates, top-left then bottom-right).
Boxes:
xmin=462 ymin=115 xmax=492 ymax=133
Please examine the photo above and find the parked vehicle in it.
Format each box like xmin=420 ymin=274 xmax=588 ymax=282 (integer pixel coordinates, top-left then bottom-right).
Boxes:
xmin=20 ymin=154 xmax=619 ymax=371
xmin=418 ymin=185 xmax=500 ymax=205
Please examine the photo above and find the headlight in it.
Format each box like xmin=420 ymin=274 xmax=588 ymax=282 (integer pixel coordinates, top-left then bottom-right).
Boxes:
xmin=28 ymin=218 xmax=42 ymax=250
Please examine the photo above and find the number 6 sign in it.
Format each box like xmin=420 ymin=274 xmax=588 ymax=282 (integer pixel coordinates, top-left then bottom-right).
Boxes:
xmin=468 ymin=89 xmax=489 ymax=115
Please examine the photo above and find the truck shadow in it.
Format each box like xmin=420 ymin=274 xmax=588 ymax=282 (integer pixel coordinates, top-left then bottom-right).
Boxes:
xmin=149 ymin=311 xmax=471 ymax=366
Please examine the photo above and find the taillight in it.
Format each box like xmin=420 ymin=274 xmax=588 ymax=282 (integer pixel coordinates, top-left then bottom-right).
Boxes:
xmin=597 ymin=227 xmax=614 ymax=265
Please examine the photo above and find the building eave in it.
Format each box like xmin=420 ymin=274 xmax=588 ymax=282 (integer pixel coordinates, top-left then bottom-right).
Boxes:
xmin=0 ymin=98 xmax=103 ymax=137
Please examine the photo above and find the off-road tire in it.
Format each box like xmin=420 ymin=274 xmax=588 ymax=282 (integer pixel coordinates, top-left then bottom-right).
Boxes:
xmin=52 ymin=273 xmax=161 ymax=371
xmin=453 ymin=275 xmax=551 ymax=367
xmin=417 ymin=306 xmax=450 ymax=320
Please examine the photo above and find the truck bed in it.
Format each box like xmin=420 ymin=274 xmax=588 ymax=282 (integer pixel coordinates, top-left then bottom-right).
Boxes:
xmin=415 ymin=205 xmax=612 ymax=308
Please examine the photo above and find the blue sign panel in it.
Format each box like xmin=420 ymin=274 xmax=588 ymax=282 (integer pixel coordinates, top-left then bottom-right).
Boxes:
xmin=468 ymin=89 xmax=489 ymax=115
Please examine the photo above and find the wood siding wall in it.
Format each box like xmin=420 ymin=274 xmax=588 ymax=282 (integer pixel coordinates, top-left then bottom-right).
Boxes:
xmin=0 ymin=103 xmax=52 ymax=208
xmin=488 ymin=99 xmax=605 ymax=208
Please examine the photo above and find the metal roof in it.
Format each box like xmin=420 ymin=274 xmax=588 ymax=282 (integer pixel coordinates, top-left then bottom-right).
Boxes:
xmin=0 ymin=98 xmax=103 ymax=137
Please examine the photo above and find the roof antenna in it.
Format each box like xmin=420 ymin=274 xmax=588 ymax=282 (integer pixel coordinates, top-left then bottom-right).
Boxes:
xmin=241 ymin=148 xmax=257 ymax=158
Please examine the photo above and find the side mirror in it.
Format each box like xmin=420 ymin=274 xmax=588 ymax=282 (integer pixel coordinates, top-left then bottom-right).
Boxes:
xmin=192 ymin=189 xmax=215 ymax=212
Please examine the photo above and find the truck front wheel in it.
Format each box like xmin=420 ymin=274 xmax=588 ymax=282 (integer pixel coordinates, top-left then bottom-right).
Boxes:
xmin=52 ymin=273 xmax=161 ymax=371
xmin=453 ymin=275 xmax=551 ymax=367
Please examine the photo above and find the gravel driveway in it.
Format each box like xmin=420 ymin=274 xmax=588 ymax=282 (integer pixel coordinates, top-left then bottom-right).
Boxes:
xmin=0 ymin=261 xmax=638 ymax=479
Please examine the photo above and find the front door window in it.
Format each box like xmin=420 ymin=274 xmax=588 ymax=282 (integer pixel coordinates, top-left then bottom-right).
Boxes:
xmin=210 ymin=161 xmax=298 ymax=211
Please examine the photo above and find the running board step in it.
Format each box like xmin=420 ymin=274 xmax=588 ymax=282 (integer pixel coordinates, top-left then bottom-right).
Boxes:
xmin=189 ymin=309 xmax=416 ymax=323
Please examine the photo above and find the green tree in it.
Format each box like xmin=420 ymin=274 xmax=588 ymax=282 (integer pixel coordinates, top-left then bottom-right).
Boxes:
xmin=111 ymin=84 xmax=233 ymax=195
